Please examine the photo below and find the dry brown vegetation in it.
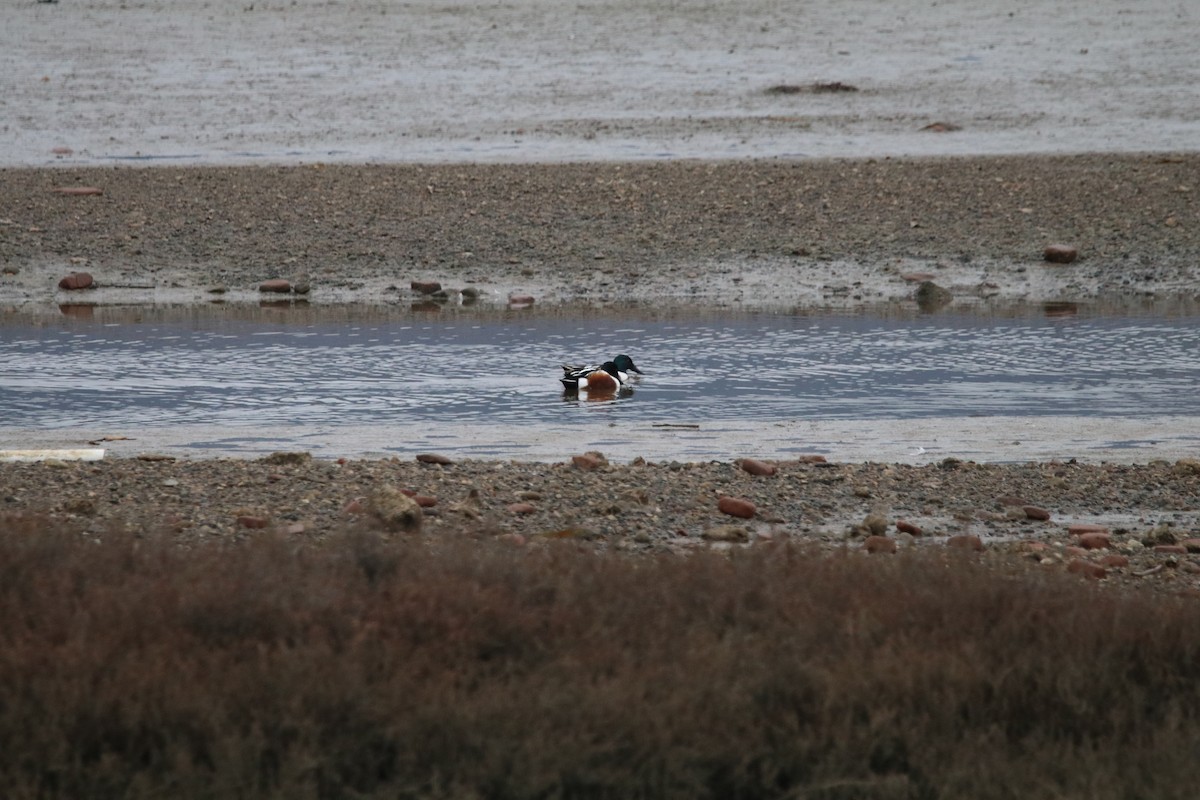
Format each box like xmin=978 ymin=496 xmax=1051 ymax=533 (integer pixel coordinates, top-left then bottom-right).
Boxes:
xmin=2 ymin=511 xmax=1200 ymax=799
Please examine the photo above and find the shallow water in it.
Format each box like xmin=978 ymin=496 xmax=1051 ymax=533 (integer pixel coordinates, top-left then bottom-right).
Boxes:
xmin=5 ymin=0 xmax=1198 ymax=166
xmin=2 ymin=309 xmax=1198 ymax=462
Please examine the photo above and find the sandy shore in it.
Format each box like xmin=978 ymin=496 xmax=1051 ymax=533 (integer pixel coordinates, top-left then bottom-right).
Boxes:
xmin=2 ymin=153 xmax=1199 ymax=311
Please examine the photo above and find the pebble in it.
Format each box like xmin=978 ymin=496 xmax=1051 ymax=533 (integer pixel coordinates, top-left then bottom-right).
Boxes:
xmin=946 ymin=534 xmax=984 ymax=551
xmin=259 ymin=279 xmax=291 ymax=293
xmin=507 ymin=502 xmax=536 ymax=515
xmin=572 ymin=453 xmax=606 ymax=471
xmin=738 ymin=458 xmax=777 ymax=477
xmin=1077 ymin=532 xmax=1111 ymax=550
xmin=1067 ymin=559 xmax=1107 ymax=580
xmin=900 ymin=272 xmax=936 ymax=282
xmin=411 ymin=280 xmax=441 ymax=295
xmin=703 ymin=525 xmax=748 ymax=542
xmin=863 ymin=535 xmax=896 ymax=554
xmin=1023 ymin=505 xmax=1051 ymax=521
xmin=366 ymin=486 xmax=423 ymax=533
xmin=862 ymin=513 xmax=888 ymax=536
xmin=896 ymin=519 xmax=923 ymax=536
xmin=58 ymin=272 xmax=94 ymax=290
xmin=413 ymin=495 xmax=437 ymax=508
xmin=1043 ymin=244 xmax=1079 ymax=264
xmin=415 ymin=453 xmax=453 ymax=465
xmin=717 ymin=496 xmax=756 ymax=519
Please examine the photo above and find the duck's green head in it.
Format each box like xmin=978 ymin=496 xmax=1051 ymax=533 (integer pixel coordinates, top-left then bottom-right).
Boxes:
xmin=613 ymin=354 xmax=642 ymax=374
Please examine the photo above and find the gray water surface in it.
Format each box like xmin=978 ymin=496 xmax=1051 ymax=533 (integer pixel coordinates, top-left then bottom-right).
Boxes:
xmin=2 ymin=309 xmax=1198 ymax=462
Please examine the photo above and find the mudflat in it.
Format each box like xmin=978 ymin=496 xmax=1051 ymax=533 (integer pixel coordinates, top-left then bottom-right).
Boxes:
xmin=2 ymin=153 xmax=1198 ymax=310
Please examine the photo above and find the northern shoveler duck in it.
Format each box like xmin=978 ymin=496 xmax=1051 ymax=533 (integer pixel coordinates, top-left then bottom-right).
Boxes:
xmin=560 ymin=360 xmax=628 ymax=392
xmin=560 ymin=354 xmax=643 ymax=390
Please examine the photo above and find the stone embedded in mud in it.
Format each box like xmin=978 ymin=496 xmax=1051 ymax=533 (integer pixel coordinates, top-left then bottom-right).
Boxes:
xmin=1067 ymin=559 xmax=1106 ymax=580
xmin=1078 ymin=532 xmax=1111 ymax=550
xmin=58 ymin=272 xmax=94 ymax=290
xmin=717 ymin=496 xmax=756 ymax=519
xmin=367 ymin=486 xmax=423 ymax=533
xmin=863 ymin=535 xmax=897 ymax=554
xmin=1043 ymin=244 xmax=1078 ymax=264
xmin=738 ymin=458 xmax=777 ymax=476
xmin=914 ymin=280 xmax=953 ymax=311
xmin=1023 ymin=505 xmax=1051 ymax=521
xmin=259 ymin=279 xmax=292 ymax=293
xmin=946 ymin=534 xmax=984 ymax=551
xmin=51 ymin=186 xmax=103 ymax=196
xmin=415 ymin=453 xmax=453 ymax=465
xmin=411 ymin=280 xmax=441 ymax=295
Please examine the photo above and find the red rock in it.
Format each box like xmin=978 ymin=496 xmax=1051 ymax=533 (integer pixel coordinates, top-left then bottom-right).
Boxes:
xmin=717 ymin=496 xmax=756 ymax=519
xmin=236 ymin=515 xmax=269 ymax=529
xmin=50 ymin=147 xmax=74 ymax=156
xmin=58 ymin=272 xmax=94 ymax=290
xmin=1154 ymin=544 xmax=1187 ymax=555
xmin=946 ymin=534 xmax=984 ymax=551
xmin=1068 ymin=523 xmax=1109 ymax=536
xmin=51 ymin=186 xmax=103 ymax=196
xmin=1067 ymin=559 xmax=1107 ymax=580
xmin=1078 ymin=532 xmax=1111 ymax=550
xmin=1099 ymin=554 xmax=1130 ymax=568
xmin=1043 ymin=244 xmax=1078 ymax=264
xmin=896 ymin=520 xmax=923 ymax=536
xmin=413 ymin=495 xmax=437 ymax=508
xmin=863 ymin=535 xmax=897 ymax=554
xmin=1181 ymin=538 xmax=1200 ymax=553
xmin=900 ymin=272 xmax=936 ymax=283
xmin=507 ymin=502 xmax=536 ymax=515
xmin=1064 ymin=546 xmax=1089 ymax=558
xmin=415 ymin=453 xmax=453 ymax=465
xmin=1023 ymin=505 xmax=1051 ymax=521
xmin=259 ymin=279 xmax=292 ymax=293
xmin=411 ymin=280 xmax=441 ymax=295
xmin=572 ymin=454 xmax=605 ymax=471
xmin=738 ymin=458 xmax=777 ymax=476
xmin=399 ymin=488 xmax=417 ymax=497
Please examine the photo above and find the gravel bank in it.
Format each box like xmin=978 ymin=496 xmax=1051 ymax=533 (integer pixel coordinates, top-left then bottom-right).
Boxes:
xmin=4 ymin=453 xmax=1200 ymax=592
xmin=2 ymin=153 xmax=1198 ymax=310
